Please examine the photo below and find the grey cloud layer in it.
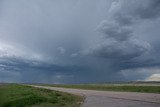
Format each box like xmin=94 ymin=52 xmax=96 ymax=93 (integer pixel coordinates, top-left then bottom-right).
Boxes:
xmin=0 ymin=0 xmax=160 ymax=83
xmin=90 ymin=20 xmax=150 ymax=60
xmin=86 ymin=0 xmax=159 ymax=65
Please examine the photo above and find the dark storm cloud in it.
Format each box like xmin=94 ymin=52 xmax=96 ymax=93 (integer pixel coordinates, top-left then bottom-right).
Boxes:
xmin=87 ymin=20 xmax=150 ymax=63
xmin=0 ymin=0 xmax=160 ymax=83
xmin=97 ymin=21 xmax=133 ymax=41
xmin=110 ymin=0 xmax=160 ymax=25
xmin=87 ymin=0 xmax=160 ymax=63
xmin=87 ymin=38 xmax=150 ymax=61
xmin=84 ymin=0 xmax=160 ymax=81
xmin=0 ymin=56 xmax=93 ymax=83
xmin=134 ymin=0 xmax=160 ymax=19
xmin=94 ymin=20 xmax=150 ymax=61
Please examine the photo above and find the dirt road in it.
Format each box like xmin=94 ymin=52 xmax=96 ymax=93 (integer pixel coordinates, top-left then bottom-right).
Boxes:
xmin=31 ymin=85 xmax=160 ymax=107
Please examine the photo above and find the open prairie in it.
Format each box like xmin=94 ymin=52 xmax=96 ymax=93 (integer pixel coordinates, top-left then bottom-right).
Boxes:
xmin=0 ymin=84 xmax=83 ymax=107
xmin=37 ymin=82 xmax=160 ymax=93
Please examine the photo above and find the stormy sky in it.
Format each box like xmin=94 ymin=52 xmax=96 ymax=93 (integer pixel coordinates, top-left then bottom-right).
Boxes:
xmin=0 ymin=0 xmax=160 ymax=83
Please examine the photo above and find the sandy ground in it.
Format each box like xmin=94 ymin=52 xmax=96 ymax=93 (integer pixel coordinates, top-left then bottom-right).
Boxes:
xmin=30 ymin=85 xmax=160 ymax=107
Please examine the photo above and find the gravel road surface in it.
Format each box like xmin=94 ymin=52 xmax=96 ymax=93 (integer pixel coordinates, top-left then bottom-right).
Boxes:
xmin=30 ymin=85 xmax=160 ymax=107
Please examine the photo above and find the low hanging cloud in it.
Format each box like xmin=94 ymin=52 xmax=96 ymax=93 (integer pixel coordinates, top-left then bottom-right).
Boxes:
xmin=0 ymin=0 xmax=160 ymax=83
xmin=83 ymin=0 xmax=160 ymax=82
xmin=87 ymin=38 xmax=150 ymax=61
xmin=87 ymin=20 xmax=150 ymax=61
xmin=86 ymin=0 xmax=160 ymax=63
xmin=97 ymin=21 xmax=133 ymax=41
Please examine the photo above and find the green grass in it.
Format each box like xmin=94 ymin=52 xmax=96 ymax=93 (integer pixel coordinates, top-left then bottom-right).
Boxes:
xmin=42 ymin=84 xmax=160 ymax=93
xmin=0 ymin=84 xmax=83 ymax=107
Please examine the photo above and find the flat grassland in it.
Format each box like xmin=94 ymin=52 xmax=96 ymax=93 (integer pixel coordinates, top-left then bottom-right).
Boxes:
xmin=0 ymin=84 xmax=83 ymax=107
xmin=42 ymin=83 xmax=160 ymax=93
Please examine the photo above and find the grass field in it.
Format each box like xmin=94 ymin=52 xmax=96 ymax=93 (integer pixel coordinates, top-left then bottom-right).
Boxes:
xmin=0 ymin=84 xmax=83 ymax=107
xmin=42 ymin=83 xmax=160 ymax=93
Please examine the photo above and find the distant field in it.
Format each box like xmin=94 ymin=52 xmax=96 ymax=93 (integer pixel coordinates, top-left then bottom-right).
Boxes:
xmin=0 ymin=84 xmax=83 ymax=107
xmin=40 ymin=83 xmax=160 ymax=93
